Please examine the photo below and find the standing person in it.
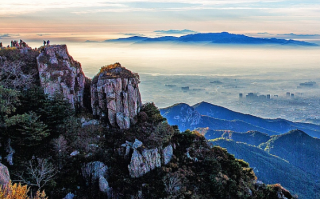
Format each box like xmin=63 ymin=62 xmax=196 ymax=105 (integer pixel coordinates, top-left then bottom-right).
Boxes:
xmin=0 ymin=42 xmax=2 ymax=48
xmin=47 ymin=40 xmax=50 ymax=46
xmin=43 ymin=40 xmax=46 ymax=46
xmin=10 ymin=40 xmax=13 ymax=47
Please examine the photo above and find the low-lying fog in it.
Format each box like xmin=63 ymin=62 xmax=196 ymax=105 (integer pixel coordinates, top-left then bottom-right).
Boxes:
xmin=29 ymin=41 xmax=320 ymax=123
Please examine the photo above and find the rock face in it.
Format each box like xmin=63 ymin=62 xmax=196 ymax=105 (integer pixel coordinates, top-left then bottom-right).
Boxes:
xmin=91 ymin=63 xmax=141 ymax=129
xmin=0 ymin=163 xmax=10 ymax=185
xmin=127 ymin=139 xmax=173 ymax=178
xmin=37 ymin=45 xmax=86 ymax=108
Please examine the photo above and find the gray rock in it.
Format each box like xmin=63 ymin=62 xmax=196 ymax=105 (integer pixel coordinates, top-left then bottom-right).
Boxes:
xmin=128 ymin=146 xmax=161 ymax=178
xmin=37 ymin=45 xmax=86 ymax=108
xmin=132 ymin=139 xmax=143 ymax=149
xmin=116 ymin=112 xmax=130 ymax=129
xmin=99 ymin=176 xmax=112 ymax=198
xmin=0 ymin=163 xmax=10 ymax=185
xmin=82 ymin=161 xmax=108 ymax=182
xmin=70 ymin=150 xmax=79 ymax=156
xmin=6 ymin=138 xmax=15 ymax=166
xmin=82 ymin=119 xmax=99 ymax=127
xmin=162 ymin=144 xmax=173 ymax=165
xmin=121 ymin=141 xmax=132 ymax=157
xmin=63 ymin=192 xmax=75 ymax=199
xmin=254 ymin=180 xmax=264 ymax=190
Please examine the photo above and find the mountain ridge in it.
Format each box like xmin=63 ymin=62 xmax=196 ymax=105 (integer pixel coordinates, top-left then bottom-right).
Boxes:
xmin=160 ymin=101 xmax=320 ymax=138
xmin=210 ymin=138 xmax=319 ymax=199
xmin=106 ymin=32 xmax=318 ymax=46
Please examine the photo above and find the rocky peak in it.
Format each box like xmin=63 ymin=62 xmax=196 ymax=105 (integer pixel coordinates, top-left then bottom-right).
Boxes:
xmin=91 ymin=63 xmax=142 ymax=129
xmin=36 ymin=45 xmax=86 ymax=108
xmin=94 ymin=62 xmax=139 ymax=79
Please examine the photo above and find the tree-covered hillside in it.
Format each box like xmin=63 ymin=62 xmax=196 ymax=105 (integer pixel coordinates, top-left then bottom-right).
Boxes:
xmin=210 ymin=138 xmax=319 ymax=199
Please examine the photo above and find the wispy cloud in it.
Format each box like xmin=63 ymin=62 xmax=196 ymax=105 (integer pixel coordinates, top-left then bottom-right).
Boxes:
xmin=2 ymin=0 xmax=320 ymax=16
xmin=123 ymin=33 xmax=145 ymax=36
xmin=37 ymin=33 xmax=51 ymax=36
xmin=278 ymin=33 xmax=320 ymax=37
xmin=0 ymin=34 xmax=12 ymax=38
xmin=0 ymin=33 xmax=20 ymax=38
xmin=154 ymin=29 xmax=197 ymax=34
xmin=0 ymin=1 xmax=125 ymax=16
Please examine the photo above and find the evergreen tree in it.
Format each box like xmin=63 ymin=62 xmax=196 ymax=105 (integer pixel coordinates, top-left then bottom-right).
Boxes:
xmin=6 ymin=112 xmax=49 ymax=147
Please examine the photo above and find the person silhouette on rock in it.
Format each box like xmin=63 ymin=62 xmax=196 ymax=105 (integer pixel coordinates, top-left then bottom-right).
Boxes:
xmin=44 ymin=40 xmax=46 ymax=46
xmin=47 ymin=40 xmax=50 ymax=46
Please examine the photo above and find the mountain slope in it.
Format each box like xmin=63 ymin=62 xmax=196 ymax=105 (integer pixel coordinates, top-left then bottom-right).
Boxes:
xmin=106 ymin=32 xmax=318 ymax=46
xmin=193 ymin=102 xmax=320 ymax=137
xmin=260 ymin=130 xmax=320 ymax=177
xmin=203 ymin=130 xmax=270 ymax=146
xmin=210 ymin=138 xmax=319 ymax=199
xmin=160 ymin=102 xmax=320 ymax=138
xmin=160 ymin=103 xmax=277 ymax=135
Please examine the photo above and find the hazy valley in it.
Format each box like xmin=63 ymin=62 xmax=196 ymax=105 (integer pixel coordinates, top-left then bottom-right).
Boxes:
xmin=54 ymin=41 xmax=320 ymax=124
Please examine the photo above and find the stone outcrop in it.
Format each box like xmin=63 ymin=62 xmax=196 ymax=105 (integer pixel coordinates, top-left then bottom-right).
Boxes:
xmin=128 ymin=148 xmax=161 ymax=178
xmin=91 ymin=63 xmax=141 ymax=129
xmin=0 ymin=163 xmax=10 ymax=185
xmin=63 ymin=193 xmax=75 ymax=199
xmin=127 ymin=139 xmax=173 ymax=178
xmin=82 ymin=161 xmax=108 ymax=182
xmin=81 ymin=161 xmax=111 ymax=196
xmin=162 ymin=144 xmax=173 ymax=165
xmin=37 ymin=45 xmax=86 ymax=108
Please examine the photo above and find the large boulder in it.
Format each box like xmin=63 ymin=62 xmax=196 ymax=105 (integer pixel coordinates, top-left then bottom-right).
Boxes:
xmin=0 ymin=163 xmax=10 ymax=185
xmin=128 ymin=139 xmax=173 ymax=178
xmin=37 ymin=45 xmax=86 ymax=108
xmin=128 ymin=147 xmax=161 ymax=178
xmin=91 ymin=63 xmax=142 ymax=129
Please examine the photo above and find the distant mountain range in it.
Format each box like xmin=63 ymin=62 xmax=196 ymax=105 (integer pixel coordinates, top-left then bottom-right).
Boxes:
xmin=160 ymin=101 xmax=320 ymax=138
xmin=106 ymin=32 xmax=318 ymax=46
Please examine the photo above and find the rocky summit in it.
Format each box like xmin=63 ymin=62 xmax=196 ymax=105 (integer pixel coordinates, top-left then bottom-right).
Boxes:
xmin=37 ymin=45 xmax=86 ymax=108
xmin=91 ymin=63 xmax=142 ymax=129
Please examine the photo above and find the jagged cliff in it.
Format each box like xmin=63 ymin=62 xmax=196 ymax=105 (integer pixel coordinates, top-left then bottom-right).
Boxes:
xmin=37 ymin=45 xmax=86 ymax=108
xmin=91 ymin=63 xmax=142 ymax=129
